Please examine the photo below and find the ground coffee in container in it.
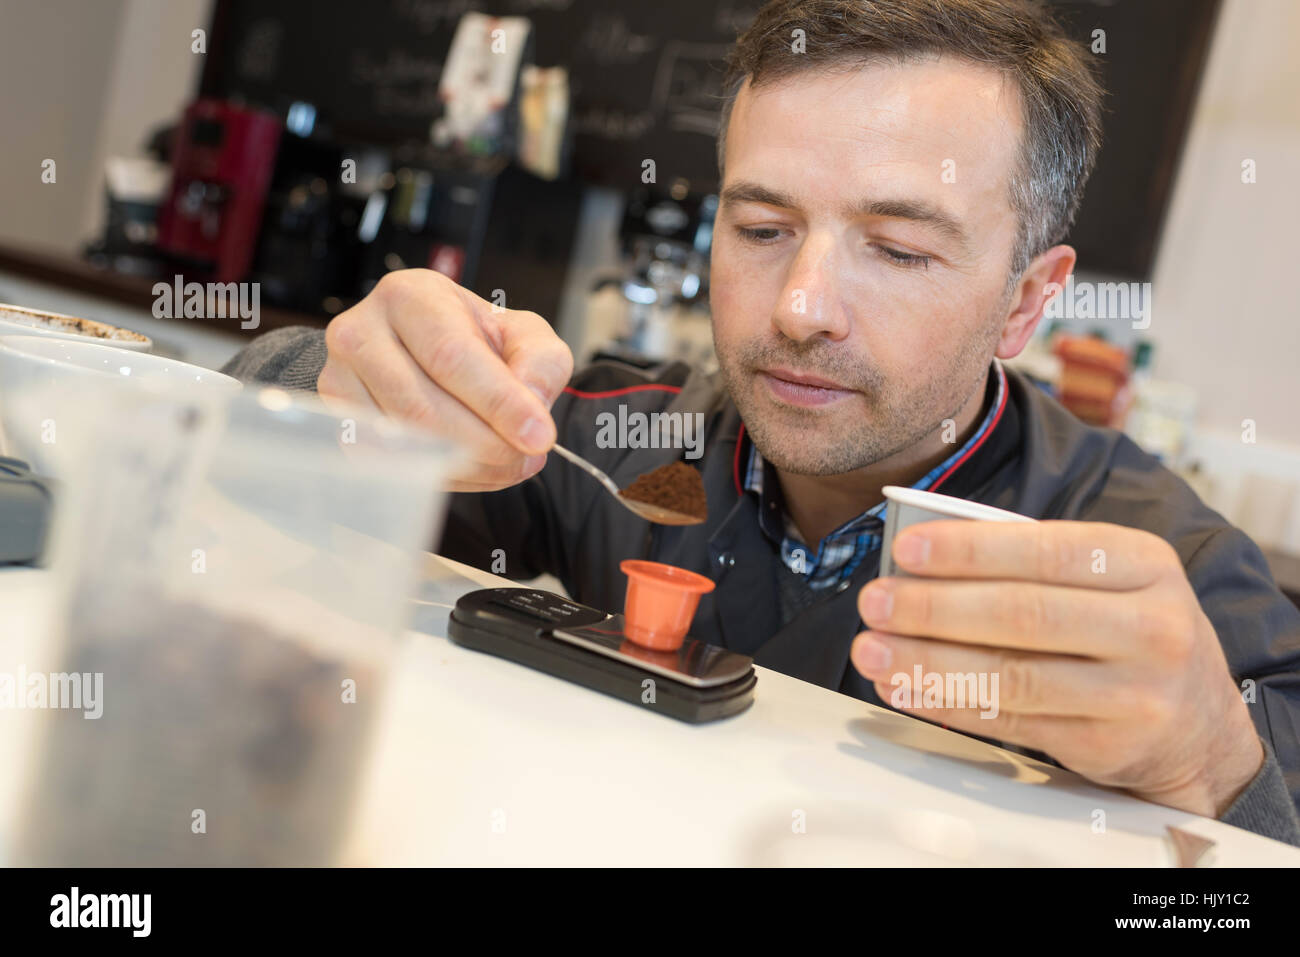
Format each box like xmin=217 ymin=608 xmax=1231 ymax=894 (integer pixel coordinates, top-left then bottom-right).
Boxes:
xmin=7 ymin=380 xmax=457 ymax=866
xmin=14 ymin=595 xmax=380 ymax=866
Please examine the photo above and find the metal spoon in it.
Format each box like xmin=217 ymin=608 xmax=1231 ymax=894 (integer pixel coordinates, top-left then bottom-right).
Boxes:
xmin=550 ymin=443 xmax=704 ymax=526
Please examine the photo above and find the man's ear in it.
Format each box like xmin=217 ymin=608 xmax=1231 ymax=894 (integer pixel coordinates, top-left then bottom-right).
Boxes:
xmin=995 ymin=245 xmax=1077 ymax=359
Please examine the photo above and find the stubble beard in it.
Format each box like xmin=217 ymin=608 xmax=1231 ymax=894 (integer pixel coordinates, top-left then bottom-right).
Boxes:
xmin=715 ymin=314 xmax=1005 ymax=477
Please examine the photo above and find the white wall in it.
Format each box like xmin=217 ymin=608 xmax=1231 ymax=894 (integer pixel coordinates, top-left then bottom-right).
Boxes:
xmin=1149 ymin=0 xmax=1300 ymax=445
xmin=79 ymin=0 xmax=215 ymax=242
xmin=0 ymin=0 xmax=211 ymax=255
xmin=0 ymin=0 xmax=126 ymax=254
xmin=1140 ymin=0 xmax=1300 ymax=549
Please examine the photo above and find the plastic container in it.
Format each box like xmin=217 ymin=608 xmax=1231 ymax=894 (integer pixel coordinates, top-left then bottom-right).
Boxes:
xmin=619 ymin=559 xmax=715 ymax=651
xmin=9 ymin=380 xmax=459 ymax=866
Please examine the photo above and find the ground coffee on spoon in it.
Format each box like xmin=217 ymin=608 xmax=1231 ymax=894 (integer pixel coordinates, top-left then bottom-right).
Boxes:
xmin=619 ymin=460 xmax=707 ymax=520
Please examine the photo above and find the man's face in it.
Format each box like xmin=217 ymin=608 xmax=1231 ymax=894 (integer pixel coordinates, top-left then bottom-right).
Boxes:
xmin=711 ymin=55 xmax=1023 ymax=475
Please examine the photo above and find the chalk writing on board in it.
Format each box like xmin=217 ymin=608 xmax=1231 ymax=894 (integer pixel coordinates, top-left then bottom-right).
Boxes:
xmin=236 ymin=19 xmax=283 ymax=82
xmin=572 ymin=106 xmax=655 ymax=141
xmin=579 ymin=13 xmax=658 ymax=65
xmin=350 ymin=48 xmax=445 ymax=117
xmin=393 ymin=0 xmax=486 ymax=35
xmin=373 ymin=86 xmax=447 ymax=117
xmin=714 ymin=1 xmax=764 ymax=35
xmin=652 ymin=42 xmax=731 ymax=136
xmin=506 ymin=0 xmax=577 ymax=12
xmin=351 ymin=49 xmax=443 ymax=87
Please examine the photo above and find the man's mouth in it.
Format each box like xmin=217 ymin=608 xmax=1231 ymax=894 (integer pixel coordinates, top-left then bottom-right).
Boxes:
xmin=757 ymin=367 xmax=856 ymax=407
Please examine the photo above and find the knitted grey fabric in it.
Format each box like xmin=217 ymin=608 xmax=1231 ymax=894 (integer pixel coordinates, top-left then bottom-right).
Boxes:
xmin=1222 ymin=738 xmax=1300 ymax=844
xmin=220 ymin=325 xmax=329 ymax=391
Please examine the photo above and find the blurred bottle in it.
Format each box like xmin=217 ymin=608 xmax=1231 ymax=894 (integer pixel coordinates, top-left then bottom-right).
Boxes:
xmin=1052 ymin=333 xmax=1134 ymax=428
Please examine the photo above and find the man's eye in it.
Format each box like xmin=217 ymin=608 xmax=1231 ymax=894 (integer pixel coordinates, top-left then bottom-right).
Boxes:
xmin=877 ymin=245 xmax=931 ymax=268
xmin=735 ymin=226 xmax=782 ymax=244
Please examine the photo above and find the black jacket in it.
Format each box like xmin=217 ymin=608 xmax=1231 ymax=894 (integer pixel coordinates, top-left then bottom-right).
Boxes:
xmin=224 ymin=328 xmax=1300 ymax=845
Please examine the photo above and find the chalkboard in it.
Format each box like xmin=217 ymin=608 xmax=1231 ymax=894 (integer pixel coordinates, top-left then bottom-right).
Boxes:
xmin=1047 ymin=0 xmax=1220 ymax=278
xmin=202 ymin=0 xmax=1220 ymax=278
xmin=202 ymin=0 xmax=765 ymax=194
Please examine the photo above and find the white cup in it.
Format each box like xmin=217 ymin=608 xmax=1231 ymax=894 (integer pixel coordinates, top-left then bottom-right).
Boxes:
xmin=0 ymin=334 xmax=240 ymax=478
xmin=880 ymin=485 xmax=1037 ymax=577
xmin=0 ymin=303 xmax=152 ymax=352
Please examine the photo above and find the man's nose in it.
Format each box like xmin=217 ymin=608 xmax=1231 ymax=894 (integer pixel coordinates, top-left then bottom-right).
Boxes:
xmin=771 ymin=232 xmax=852 ymax=342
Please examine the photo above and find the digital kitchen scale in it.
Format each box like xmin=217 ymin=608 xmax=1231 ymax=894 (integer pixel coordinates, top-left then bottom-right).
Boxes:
xmin=447 ymin=588 xmax=756 ymax=723
xmin=0 ymin=456 xmax=53 ymax=565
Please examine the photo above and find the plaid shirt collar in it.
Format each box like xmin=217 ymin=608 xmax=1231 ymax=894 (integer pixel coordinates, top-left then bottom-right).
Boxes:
xmin=743 ymin=359 xmax=1008 ymax=590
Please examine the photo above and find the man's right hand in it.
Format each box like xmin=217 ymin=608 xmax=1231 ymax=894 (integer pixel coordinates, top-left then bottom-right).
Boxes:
xmin=317 ymin=268 xmax=574 ymax=492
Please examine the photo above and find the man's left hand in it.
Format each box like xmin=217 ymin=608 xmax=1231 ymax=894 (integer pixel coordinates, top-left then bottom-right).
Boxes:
xmin=851 ymin=520 xmax=1264 ymax=818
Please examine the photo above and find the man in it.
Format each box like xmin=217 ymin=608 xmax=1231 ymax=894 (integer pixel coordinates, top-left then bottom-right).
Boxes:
xmin=224 ymin=0 xmax=1300 ymax=845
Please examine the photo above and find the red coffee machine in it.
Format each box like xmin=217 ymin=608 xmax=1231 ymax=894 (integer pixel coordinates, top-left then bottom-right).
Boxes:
xmin=157 ymin=99 xmax=283 ymax=283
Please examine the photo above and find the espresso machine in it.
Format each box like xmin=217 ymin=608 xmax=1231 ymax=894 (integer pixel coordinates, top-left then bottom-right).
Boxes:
xmin=587 ymin=183 xmax=717 ymax=367
xmin=155 ymin=99 xmax=283 ymax=283
xmin=245 ymin=119 xmax=386 ymax=315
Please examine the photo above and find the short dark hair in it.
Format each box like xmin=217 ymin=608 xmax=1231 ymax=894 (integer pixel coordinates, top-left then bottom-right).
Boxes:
xmin=717 ymin=0 xmax=1105 ymax=283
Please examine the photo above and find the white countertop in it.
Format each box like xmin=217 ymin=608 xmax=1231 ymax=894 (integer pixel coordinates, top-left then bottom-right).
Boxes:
xmin=3 ymin=557 xmax=1298 ymax=866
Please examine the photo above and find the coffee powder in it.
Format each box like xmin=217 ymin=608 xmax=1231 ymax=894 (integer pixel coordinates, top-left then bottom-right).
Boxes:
xmin=619 ymin=460 xmax=707 ymax=520
xmin=0 ymin=309 xmax=148 ymax=342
